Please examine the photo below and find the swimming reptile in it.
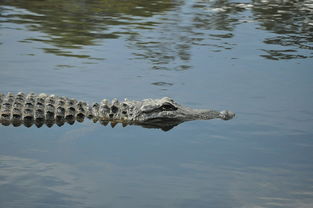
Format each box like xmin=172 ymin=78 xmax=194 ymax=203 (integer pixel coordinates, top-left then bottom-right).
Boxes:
xmin=0 ymin=92 xmax=235 ymax=131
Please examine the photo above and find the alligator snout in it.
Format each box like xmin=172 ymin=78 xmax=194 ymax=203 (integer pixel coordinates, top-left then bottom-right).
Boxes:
xmin=219 ymin=110 xmax=235 ymax=120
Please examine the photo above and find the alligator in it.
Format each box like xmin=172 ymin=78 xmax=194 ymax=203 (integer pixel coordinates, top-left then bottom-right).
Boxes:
xmin=0 ymin=92 xmax=235 ymax=131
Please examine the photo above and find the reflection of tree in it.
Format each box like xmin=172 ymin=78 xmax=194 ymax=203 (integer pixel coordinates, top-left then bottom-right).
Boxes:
xmin=3 ymin=0 xmax=311 ymax=68
xmin=252 ymin=0 xmax=313 ymax=60
xmin=192 ymin=0 xmax=246 ymax=31
xmin=0 ymin=0 xmax=244 ymax=69
xmin=126 ymin=0 xmax=245 ymax=70
xmin=0 ymin=0 xmax=175 ymax=58
xmin=125 ymin=5 xmax=194 ymax=71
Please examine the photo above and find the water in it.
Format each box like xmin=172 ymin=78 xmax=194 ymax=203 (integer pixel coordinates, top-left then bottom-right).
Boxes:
xmin=0 ymin=0 xmax=313 ymax=207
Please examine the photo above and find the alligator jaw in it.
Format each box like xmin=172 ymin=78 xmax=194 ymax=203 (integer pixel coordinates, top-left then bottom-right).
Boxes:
xmin=134 ymin=106 xmax=235 ymax=131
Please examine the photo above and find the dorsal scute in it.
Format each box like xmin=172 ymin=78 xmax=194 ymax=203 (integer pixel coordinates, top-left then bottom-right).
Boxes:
xmin=0 ymin=92 xmax=92 ymax=127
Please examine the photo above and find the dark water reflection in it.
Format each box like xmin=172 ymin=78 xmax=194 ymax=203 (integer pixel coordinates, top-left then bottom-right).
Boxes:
xmin=1 ymin=0 xmax=312 ymax=68
xmin=1 ymin=0 xmax=313 ymax=207
xmin=252 ymin=0 xmax=313 ymax=60
xmin=0 ymin=0 xmax=177 ymax=61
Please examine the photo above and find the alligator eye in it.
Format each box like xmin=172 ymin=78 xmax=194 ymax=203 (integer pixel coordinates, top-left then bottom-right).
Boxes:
xmin=160 ymin=103 xmax=177 ymax=111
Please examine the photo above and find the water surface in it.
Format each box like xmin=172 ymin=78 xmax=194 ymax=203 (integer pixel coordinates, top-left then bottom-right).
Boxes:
xmin=1 ymin=0 xmax=313 ymax=207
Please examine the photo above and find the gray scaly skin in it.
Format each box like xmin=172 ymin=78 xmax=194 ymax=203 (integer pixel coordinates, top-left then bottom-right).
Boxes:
xmin=0 ymin=92 xmax=235 ymax=131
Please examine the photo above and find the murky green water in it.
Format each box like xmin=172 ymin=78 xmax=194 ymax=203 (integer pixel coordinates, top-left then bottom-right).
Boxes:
xmin=1 ymin=0 xmax=313 ymax=207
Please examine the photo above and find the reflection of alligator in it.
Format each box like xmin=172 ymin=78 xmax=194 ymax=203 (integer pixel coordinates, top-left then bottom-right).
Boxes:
xmin=0 ymin=92 xmax=235 ymax=131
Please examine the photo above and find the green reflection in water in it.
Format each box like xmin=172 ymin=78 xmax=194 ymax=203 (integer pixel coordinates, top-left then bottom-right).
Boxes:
xmin=252 ymin=0 xmax=313 ymax=60
xmin=1 ymin=0 xmax=312 ymax=66
xmin=0 ymin=0 xmax=176 ymax=58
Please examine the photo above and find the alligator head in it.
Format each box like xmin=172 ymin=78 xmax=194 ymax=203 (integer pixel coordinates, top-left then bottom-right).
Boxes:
xmin=111 ymin=97 xmax=235 ymax=131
